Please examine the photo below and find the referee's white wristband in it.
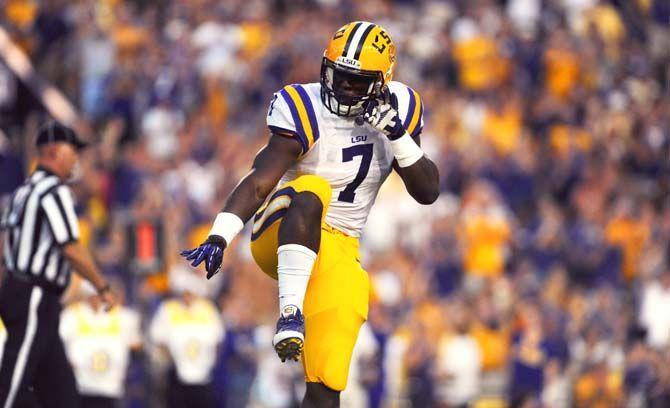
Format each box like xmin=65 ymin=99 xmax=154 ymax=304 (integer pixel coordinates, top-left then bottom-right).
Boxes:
xmin=390 ymin=131 xmax=424 ymax=168
xmin=208 ymin=212 xmax=244 ymax=245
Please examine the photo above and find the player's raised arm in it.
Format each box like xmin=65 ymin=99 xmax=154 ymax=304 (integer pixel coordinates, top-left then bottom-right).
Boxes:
xmin=180 ymin=132 xmax=302 ymax=278
xmin=363 ymin=87 xmax=440 ymax=205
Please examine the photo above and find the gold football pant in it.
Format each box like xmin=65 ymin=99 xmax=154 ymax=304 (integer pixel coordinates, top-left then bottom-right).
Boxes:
xmin=250 ymin=175 xmax=370 ymax=391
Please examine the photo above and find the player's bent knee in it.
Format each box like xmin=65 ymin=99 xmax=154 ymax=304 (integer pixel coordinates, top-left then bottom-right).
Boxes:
xmin=293 ymin=175 xmax=332 ymax=207
xmin=289 ymin=191 xmax=323 ymax=222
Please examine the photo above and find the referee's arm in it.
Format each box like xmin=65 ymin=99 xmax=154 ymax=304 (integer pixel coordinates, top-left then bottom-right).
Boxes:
xmin=62 ymin=243 xmax=115 ymax=304
xmin=42 ymin=185 xmax=117 ymax=308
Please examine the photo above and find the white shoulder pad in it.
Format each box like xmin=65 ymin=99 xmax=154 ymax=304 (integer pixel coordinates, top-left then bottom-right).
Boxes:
xmin=388 ymin=81 xmax=424 ymax=138
xmin=266 ymin=84 xmax=321 ymax=155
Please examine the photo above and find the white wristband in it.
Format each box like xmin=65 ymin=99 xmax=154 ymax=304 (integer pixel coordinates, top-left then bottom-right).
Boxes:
xmin=390 ymin=131 xmax=424 ymax=168
xmin=208 ymin=212 xmax=244 ymax=245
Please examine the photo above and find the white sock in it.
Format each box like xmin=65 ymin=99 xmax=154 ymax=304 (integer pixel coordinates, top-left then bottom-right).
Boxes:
xmin=277 ymin=244 xmax=317 ymax=315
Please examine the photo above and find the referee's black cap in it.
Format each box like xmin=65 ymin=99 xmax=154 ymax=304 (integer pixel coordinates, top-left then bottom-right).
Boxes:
xmin=36 ymin=122 xmax=88 ymax=150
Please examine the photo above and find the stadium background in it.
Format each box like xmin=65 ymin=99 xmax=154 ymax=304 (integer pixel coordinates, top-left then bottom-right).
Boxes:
xmin=0 ymin=0 xmax=669 ymax=406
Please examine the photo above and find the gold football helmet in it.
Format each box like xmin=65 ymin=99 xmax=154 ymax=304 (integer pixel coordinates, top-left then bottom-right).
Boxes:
xmin=321 ymin=22 xmax=396 ymax=117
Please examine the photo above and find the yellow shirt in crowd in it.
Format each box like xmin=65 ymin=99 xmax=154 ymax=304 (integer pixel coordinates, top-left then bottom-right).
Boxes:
xmin=462 ymin=210 xmax=511 ymax=278
xmin=606 ymin=217 xmax=650 ymax=281
xmin=470 ymin=323 xmax=509 ymax=372
xmin=549 ymin=124 xmax=592 ymax=157
xmin=453 ymin=36 xmax=508 ymax=92
xmin=483 ymin=106 xmax=522 ymax=155
xmin=544 ymin=48 xmax=579 ymax=100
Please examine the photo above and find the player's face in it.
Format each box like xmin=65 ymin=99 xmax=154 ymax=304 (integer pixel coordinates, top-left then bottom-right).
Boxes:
xmin=320 ymin=58 xmax=383 ymax=117
xmin=332 ymin=70 xmax=376 ymax=105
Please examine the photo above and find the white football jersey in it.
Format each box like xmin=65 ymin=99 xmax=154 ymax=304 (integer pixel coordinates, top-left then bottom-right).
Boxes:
xmin=266 ymin=81 xmax=424 ymax=237
xmin=60 ymin=303 xmax=141 ymax=398
xmin=149 ymin=297 xmax=224 ymax=385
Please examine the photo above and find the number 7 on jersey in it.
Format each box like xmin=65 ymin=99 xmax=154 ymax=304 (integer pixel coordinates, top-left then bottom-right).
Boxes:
xmin=337 ymin=143 xmax=373 ymax=203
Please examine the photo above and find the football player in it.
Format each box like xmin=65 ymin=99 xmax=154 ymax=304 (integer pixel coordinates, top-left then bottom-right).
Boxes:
xmin=181 ymin=21 xmax=439 ymax=406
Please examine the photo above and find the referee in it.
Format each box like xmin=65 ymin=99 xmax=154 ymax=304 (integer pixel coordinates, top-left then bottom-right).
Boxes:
xmin=0 ymin=122 xmax=117 ymax=408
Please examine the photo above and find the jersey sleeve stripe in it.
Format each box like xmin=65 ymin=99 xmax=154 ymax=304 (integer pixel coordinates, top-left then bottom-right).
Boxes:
xmin=283 ymin=85 xmax=317 ymax=148
xmin=402 ymin=86 xmax=416 ymax=130
xmin=406 ymin=88 xmax=422 ymax=137
xmin=278 ymin=88 xmax=309 ymax=155
xmin=410 ymin=101 xmax=424 ymax=138
xmin=292 ymin=85 xmax=320 ymax=143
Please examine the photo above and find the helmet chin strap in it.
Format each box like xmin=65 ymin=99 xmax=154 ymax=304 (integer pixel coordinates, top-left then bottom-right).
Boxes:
xmin=330 ymin=94 xmax=365 ymax=116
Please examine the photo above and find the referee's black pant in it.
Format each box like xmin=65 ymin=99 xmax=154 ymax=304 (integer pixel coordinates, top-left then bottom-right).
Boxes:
xmin=79 ymin=395 xmax=118 ymax=408
xmin=0 ymin=274 xmax=79 ymax=408
xmin=166 ymin=368 xmax=214 ymax=408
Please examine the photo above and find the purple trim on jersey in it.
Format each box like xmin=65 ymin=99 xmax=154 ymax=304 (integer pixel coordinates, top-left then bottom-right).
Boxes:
xmin=268 ymin=125 xmax=308 ymax=153
xmin=410 ymin=126 xmax=423 ymax=139
xmin=278 ymin=89 xmax=309 ymax=154
xmin=292 ymin=85 xmax=320 ymax=142
xmin=410 ymin=101 xmax=424 ymax=138
xmin=403 ymin=86 xmax=417 ymax=130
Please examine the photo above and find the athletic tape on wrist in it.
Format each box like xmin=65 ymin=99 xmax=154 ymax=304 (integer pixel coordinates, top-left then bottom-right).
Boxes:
xmin=390 ymin=131 xmax=424 ymax=168
xmin=208 ymin=212 xmax=244 ymax=245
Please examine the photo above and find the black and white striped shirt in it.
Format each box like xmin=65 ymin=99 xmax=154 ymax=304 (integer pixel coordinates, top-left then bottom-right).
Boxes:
xmin=1 ymin=167 xmax=79 ymax=291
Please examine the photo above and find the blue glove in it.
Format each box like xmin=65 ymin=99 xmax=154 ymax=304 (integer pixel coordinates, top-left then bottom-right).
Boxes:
xmin=180 ymin=235 xmax=226 ymax=279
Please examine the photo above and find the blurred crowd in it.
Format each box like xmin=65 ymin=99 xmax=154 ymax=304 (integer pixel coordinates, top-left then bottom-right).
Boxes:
xmin=0 ymin=0 xmax=669 ymax=407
